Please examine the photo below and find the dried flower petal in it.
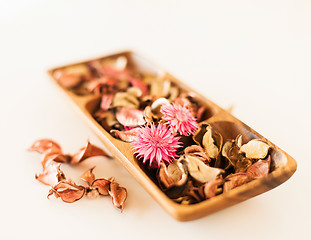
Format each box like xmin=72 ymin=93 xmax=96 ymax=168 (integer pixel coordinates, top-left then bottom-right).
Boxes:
xmin=70 ymin=141 xmax=110 ymax=165
xmin=223 ymin=173 xmax=252 ymax=193
xmin=48 ymin=179 xmax=85 ymax=203
xmin=35 ymin=162 xmax=66 ymax=186
xmin=203 ymin=178 xmax=224 ymax=199
xmin=100 ymin=94 xmax=114 ymax=111
xmin=110 ymin=128 xmax=140 ymax=142
xmin=129 ymin=77 xmax=149 ymax=97
xmin=184 ymin=145 xmax=210 ymax=163
xmin=161 ymin=103 xmax=198 ymax=136
xmin=92 ymin=178 xmax=111 ymax=196
xmin=116 ymin=107 xmax=145 ymax=127
xmin=202 ymin=126 xmax=219 ymax=158
xmin=80 ymin=167 xmax=96 ymax=185
xmin=28 ymin=139 xmax=62 ymax=155
xmin=183 ymin=155 xmax=223 ymax=183
xmin=158 ymin=161 xmax=187 ymax=189
xmin=132 ymin=124 xmax=182 ymax=168
xmin=86 ymin=189 xmax=100 ymax=199
xmin=246 ymin=156 xmax=271 ymax=178
xmin=240 ymin=139 xmax=270 ymax=159
xmin=109 ymin=182 xmax=127 ymax=212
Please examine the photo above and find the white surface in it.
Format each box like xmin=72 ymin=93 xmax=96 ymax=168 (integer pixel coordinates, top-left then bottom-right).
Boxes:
xmin=0 ymin=1 xmax=310 ymax=239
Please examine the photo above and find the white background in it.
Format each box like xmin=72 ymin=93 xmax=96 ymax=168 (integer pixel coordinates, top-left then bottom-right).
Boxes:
xmin=0 ymin=1 xmax=310 ymax=239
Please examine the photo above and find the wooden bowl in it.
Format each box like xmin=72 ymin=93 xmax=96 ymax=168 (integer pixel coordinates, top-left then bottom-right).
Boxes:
xmin=48 ymin=51 xmax=297 ymax=221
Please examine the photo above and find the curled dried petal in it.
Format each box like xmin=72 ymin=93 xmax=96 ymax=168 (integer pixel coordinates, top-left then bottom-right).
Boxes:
xmin=184 ymin=145 xmax=210 ymax=163
xmin=183 ymin=155 xmax=223 ymax=183
xmin=116 ymin=107 xmax=145 ymax=127
xmin=80 ymin=167 xmax=96 ymax=185
xmin=86 ymin=189 xmax=100 ymax=199
xmin=202 ymin=125 xmax=221 ymax=159
xmin=246 ymin=156 xmax=271 ymax=179
xmin=70 ymin=141 xmax=110 ymax=165
xmin=223 ymin=173 xmax=252 ymax=193
xmin=100 ymin=94 xmax=114 ymax=111
xmin=240 ymin=139 xmax=270 ymax=159
xmin=48 ymin=179 xmax=85 ymax=203
xmin=28 ymin=139 xmax=62 ymax=155
xmin=109 ymin=182 xmax=127 ymax=212
xmin=110 ymin=128 xmax=140 ymax=142
xmin=203 ymin=178 xmax=224 ymax=199
xmin=158 ymin=161 xmax=187 ymax=189
xmin=53 ymin=70 xmax=83 ymax=89
xmin=92 ymin=178 xmax=111 ymax=196
xmin=35 ymin=162 xmax=66 ymax=186
xmin=129 ymin=77 xmax=149 ymax=97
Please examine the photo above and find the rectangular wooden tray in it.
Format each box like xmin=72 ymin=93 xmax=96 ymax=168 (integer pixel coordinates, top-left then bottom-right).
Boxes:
xmin=48 ymin=51 xmax=297 ymax=221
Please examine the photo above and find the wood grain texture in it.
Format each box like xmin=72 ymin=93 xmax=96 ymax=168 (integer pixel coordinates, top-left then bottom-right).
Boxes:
xmin=47 ymin=51 xmax=297 ymax=221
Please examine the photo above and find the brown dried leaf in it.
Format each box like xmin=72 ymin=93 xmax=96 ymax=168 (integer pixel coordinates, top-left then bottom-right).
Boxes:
xmin=235 ymin=158 xmax=253 ymax=173
xmin=116 ymin=107 xmax=145 ymax=127
xmin=70 ymin=141 xmax=110 ymax=165
xmin=92 ymin=178 xmax=111 ymax=196
xmin=246 ymin=156 xmax=271 ymax=179
xmin=109 ymin=182 xmax=127 ymax=212
xmin=240 ymin=139 xmax=270 ymax=159
xmin=48 ymin=179 xmax=85 ymax=203
xmin=35 ymin=162 xmax=66 ymax=186
xmin=28 ymin=139 xmax=62 ymax=155
xmin=80 ymin=167 xmax=96 ymax=185
xmin=110 ymin=127 xmax=141 ymax=142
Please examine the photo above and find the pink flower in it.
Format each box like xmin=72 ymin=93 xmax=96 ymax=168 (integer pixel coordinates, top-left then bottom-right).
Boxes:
xmin=160 ymin=103 xmax=198 ymax=136
xmin=132 ymin=124 xmax=182 ymax=168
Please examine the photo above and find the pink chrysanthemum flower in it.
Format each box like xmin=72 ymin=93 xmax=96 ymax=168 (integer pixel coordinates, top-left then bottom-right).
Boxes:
xmin=132 ymin=123 xmax=182 ymax=168
xmin=160 ymin=103 xmax=198 ymax=136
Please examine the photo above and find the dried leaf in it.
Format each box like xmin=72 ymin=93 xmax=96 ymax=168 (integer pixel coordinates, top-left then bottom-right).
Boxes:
xmin=183 ymin=155 xmax=223 ymax=183
xmin=70 ymin=141 xmax=109 ymax=165
xmin=240 ymin=139 xmax=270 ymax=159
xmin=235 ymin=158 xmax=253 ymax=173
xmin=80 ymin=167 xmax=96 ymax=185
xmin=116 ymin=107 xmax=145 ymax=127
xmin=112 ymin=91 xmax=139 ymax=108
xmin=28 ymin=139 xmax=62 ymax=155
xmin=86 ymin=189 xmax=100 ymax=199
xmin=92 ymin=178 xmax=111 ymax=196
xmin=48 ymin=179 xmax=85 ymax=203
xmin=150 ymin=77 xmax=171 ymax=98
xmin=110 ymin=127 xmax=141 ymax=142
xmin=109 ymin=182 xmax=127 ymax=212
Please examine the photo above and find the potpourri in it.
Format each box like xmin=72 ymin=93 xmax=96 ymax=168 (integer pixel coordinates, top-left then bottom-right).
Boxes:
xmin=28 ymin=139 xmax=127 ymax=211
xmin=53 ymin=55 xmax=273 ymax=204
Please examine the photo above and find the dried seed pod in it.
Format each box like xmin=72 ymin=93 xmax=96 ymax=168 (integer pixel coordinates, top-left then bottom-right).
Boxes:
xmin=110 ymin=128 xmax=140 ymax=142
xmin=235 ymin=158 xmax=253 ymax=173
xmin=116 ymin=107 xmax=145 ymax=127
xmin=240 ymin=139 xmax=270 ymax=159
xmin=183 ymin=155 xmax=223 ymax=183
